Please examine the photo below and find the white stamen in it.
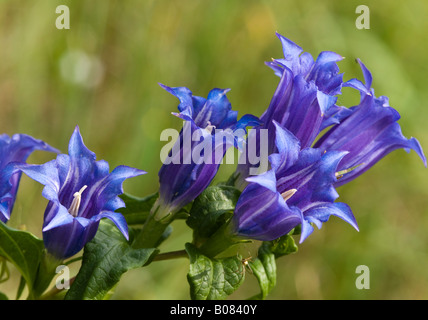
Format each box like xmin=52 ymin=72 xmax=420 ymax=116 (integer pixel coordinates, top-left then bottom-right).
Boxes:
xmin=205 ymin=120 xmax=216 ymax=134
xmin=281 ymin=188 xmax=297 ymax=202
xmin=68 ymin=185 xmax=88 ymax=217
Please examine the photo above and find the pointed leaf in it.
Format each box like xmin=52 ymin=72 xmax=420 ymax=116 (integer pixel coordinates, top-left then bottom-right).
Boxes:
xmin=65 ymin=220 xmax=158 ymax=300
xmin=185 ymin=243 xmax=245 ymax=300
xmin=187 ymin=186 xmax=241 ymax=239
xmin=266 ymin=233 xmax=298 ymax=258
xmin=248 ymin=244 xmax=276 ymax=300
xmin=249 ymin=232 xmax=298 ymax=299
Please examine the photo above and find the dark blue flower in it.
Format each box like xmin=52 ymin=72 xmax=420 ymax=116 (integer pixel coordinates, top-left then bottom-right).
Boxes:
xmin=17 ymin=126 xmax=145 ymax=259
xmin=155 ymin=84 xmax=260 ymax=221
xmin=314 ymin=59 xmax=427 ymax=186
xmin=232 ymin=121 xmax=358 ymax=243
xmin=0 ymin=133 xmax=59 ymax=223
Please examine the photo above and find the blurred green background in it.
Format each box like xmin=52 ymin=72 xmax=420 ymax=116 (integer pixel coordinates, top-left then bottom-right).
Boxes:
xmin=1 ymin=0 xmax=427 ymax=299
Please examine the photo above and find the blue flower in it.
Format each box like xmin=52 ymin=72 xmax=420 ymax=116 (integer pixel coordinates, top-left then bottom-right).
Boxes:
xmin=17 ymin=126 xmax=145 ymax=259
xmin=0 ymin=133 xmax=59 ymax=223
xmin=154 ymin=84 xmax=260 ymax=221
xmin=314 ymin=59 xmax=427 ymax=186
xmin=231 ymin=121 xmax=358 ymax=243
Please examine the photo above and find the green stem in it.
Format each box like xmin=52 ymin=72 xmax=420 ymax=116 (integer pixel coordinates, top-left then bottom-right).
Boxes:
xmin=65 ymin=256 xmax=82 ymax=266
xmin=152 ymin=249 xmax=188 ymax=262
xmin=32 ymin=252 xmax=63 ymax=299
xmin=198 ymin=222 xmax=242 ymax=258
xmin=38 ymin=276 xmax=76 ymax=300
xmin=132 ymin=207 xmax=171 ymax=249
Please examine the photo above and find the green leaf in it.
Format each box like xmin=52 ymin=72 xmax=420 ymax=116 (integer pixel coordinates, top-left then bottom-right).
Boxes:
xmin=117 ymin=192 xmax=159 ymax=225
xmin=265 ymin=233 xmax=298 ymax=258
xmin=248 ymin=233 xmax=298 ymax=299
xmin=187 ymin=185 xmax=241 ymax=240
xmin=65 ymin=220 xmax=158 ymax=300
xmin=248 ymin=244 xmax=276 ymax=300
xmin=185 ymin=243 xmax=245 ymax=300
xmin=0 ymin=222 xmax=45 ymax=299
xmin=0 ymin=291 xmax=8 ymax=300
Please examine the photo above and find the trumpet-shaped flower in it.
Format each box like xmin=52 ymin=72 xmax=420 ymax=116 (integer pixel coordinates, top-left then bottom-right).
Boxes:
xmin=0 ymin=133 xmax=59 ymax=223
xmin=17 ymin=126 xmax=145 ymax=259
xmin=155 ymin=84 xmax=260 ymax=220
xmin=314 ymin=59 xmax=427 ymax=186
xmin=232 ymin=122 xmax=358 ymax=243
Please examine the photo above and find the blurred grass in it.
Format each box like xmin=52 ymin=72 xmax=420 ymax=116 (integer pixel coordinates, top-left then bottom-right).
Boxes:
xmin=0 ymin=0 xmax=427 ymax=299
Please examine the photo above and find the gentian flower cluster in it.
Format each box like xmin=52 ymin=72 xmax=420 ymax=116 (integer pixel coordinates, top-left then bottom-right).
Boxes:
xmin=235 ymin=33 xmax=367 ymax=183
xmin=230 ymin=33 xmax=426 ymax=244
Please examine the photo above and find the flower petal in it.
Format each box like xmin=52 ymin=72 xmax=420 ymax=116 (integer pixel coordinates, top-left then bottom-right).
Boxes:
xmin=300 ymin=202 xmax=358 ymax=243
xmin=0 ymin=134 xmax=59 ymax=222
xmin=17 ymin=160 xmax=61 ymax=202
xmin=91 ymin=210 xmax=129 ymax=241
xmin=68 ymin=126 xmax=96 ymax=161
xmin=269 ymin=121 xmax=301 ymax=173
xmin=232 ymin=182 xmax=301 ymax=241
xmin=245 ymin=169 xmax=277 ymax=193
xmin=79 ymin=165 xmax=146 ymax=218
xmin=43 ymin=215 xmax=98 ymax=259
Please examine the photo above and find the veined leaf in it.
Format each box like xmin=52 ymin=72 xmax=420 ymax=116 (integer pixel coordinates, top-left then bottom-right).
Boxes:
xmin=187 ymin=185 xmax=241 ymax=239
xmin=65 ymin=220 xmax=158 ymax=300
xmin=186 ymin=243 xmax=244 ymax=300
xmin=248 ymin=244 xmax=276 ymax=300
xmin=249 ymin=233 xmax=298 ymax=299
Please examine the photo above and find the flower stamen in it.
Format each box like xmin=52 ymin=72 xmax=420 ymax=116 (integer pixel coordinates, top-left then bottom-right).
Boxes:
xmin=205 ymin=121 xmax=216 ymax=134
xmin=68 ymin=185 xmax=88 ymax=217
xmin=281 ymin=188 xmax=297 ymax=202
xmin=335 ymin=163 xmax=364 ymax=179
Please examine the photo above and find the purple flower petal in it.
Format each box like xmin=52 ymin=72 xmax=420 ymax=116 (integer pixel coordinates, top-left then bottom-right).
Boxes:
xmin=300 ymin=202 xmax=358 ymax=243
xmin=232 ymin=180 xmax=302 ymax=241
